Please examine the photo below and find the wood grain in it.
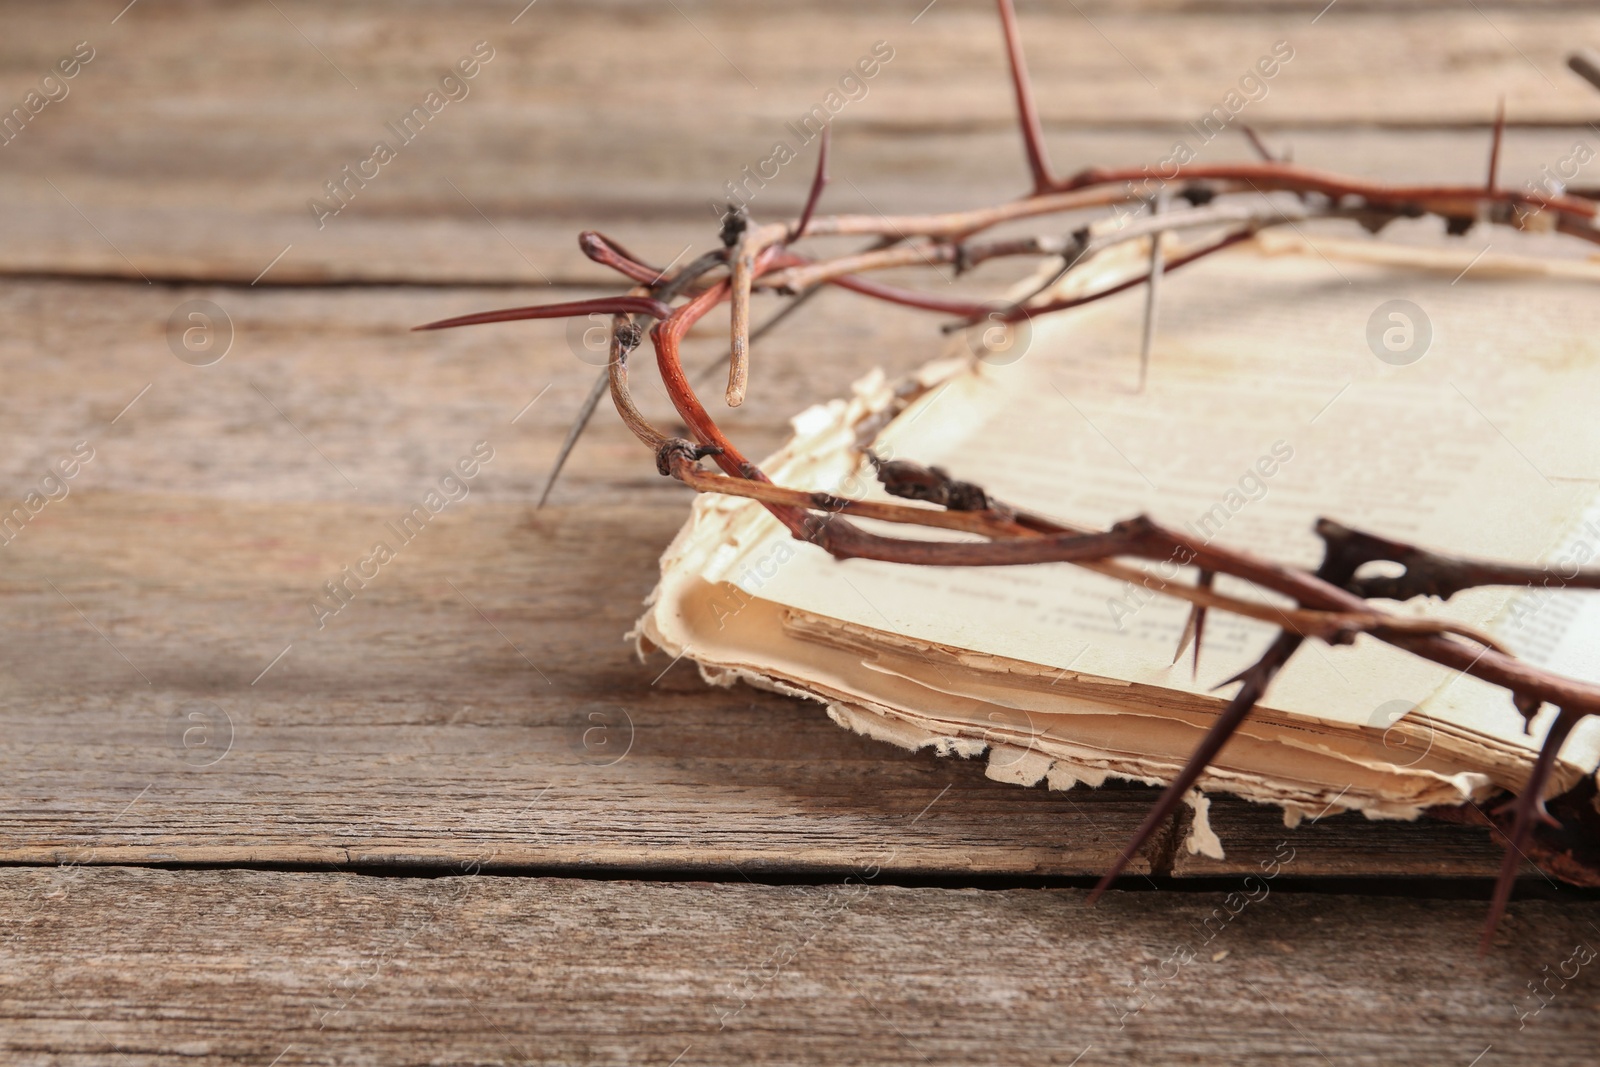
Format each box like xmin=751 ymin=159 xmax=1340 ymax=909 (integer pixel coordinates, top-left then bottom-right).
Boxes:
xmin=0 ymin=1 xmax=1597 ymax=284
xmin=3 ymin=867 xmax=1598 ymax=1066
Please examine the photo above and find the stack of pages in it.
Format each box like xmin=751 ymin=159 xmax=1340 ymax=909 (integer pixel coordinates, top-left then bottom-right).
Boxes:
xmin=634 ymin=232 xmax=1600 ymax=853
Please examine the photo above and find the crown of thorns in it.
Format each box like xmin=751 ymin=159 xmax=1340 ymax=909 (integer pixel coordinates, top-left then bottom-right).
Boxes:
xmin=414 ymin=2 xmax=1600 ymax=952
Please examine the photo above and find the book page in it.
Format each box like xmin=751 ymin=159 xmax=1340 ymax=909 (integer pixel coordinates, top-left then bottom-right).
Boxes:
xmin=718 ymin=234 xmax=1600 ymax=769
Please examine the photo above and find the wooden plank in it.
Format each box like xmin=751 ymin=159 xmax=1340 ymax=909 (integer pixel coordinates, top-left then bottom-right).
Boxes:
xmin=0 ymin=489 xmax=1521 ymax=880
xmin=2 ymin=867 xmax=1597 ymax=1065
xmin=0 ymin=278 xmax=1536 ymax=878
xmin=0 ymin=2 xmax=1597 ymax=283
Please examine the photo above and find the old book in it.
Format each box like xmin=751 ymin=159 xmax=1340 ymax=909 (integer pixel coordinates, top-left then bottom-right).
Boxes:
xmin=633 ymin=231 xmax=1600 ymax=854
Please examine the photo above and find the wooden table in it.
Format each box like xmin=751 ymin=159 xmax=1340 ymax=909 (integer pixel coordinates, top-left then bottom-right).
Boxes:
xmin=4 ymin=2 xmax=1598 ymax=1063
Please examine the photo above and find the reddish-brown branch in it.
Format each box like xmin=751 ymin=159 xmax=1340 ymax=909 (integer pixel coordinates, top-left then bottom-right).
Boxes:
xmin=672 ymin=462 xmax=1505 ymax=647
xmin=1482 ymin=707 xmax=1582 ymax=954
xmin=1056 ymin=163 xmax=1600 ymax=233
xmin=761 ymin=247 xmax=997 ymax=320
xmin=578 ymin=231 xmax=664 ymax=285
xmin=987 ymin=231 xmax=1254 ymax=324
xmin=996 ymin=0 xmax=1055 ymax=192
xmin=828 ymin=273 xmax=996 ymax=318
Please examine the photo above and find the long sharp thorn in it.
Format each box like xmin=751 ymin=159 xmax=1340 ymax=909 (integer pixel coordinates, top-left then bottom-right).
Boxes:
xmin=1172 ymin=568 xmax=1216 ymax=678
xmin=1571 ymin=49 xmax=1600 ymax=92
xmin=1241 ymin=124 xmax=1302 ymax=195
xmin=1137 ymin=191 xmax=1168 ymax=393
xmin=1480 ymin=708 xmax=1578 ymax=955
xmin=1486 ymin=97 xmax=1506 ymax=192
xmin=792 ymin=127 xmax=830 ymax=241
xmin=996 ymin=0 xmax=1055 ymax=193
xmin=413 ymin=295 xmax=673 ymax=332
xmin=536 ymin=369 xmax=611 ymax=509
xmin=1173 ymin=607 xmax=1199 ymax=666
xmin=1240 ymin=124 xmax=1277 ymax=163
xmin=1192 ymin=570 xmax=1215 ymax=677
xmin=1089 ymin=631 xmax=1301 ymax=905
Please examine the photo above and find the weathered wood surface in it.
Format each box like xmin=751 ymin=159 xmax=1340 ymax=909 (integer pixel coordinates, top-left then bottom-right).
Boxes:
xmin=2 ymin=1 xmax=1598 ymax=284
xmin=4 ymin=0 xmax=1600 ymax=1062
xmin=3 ymin=867 xmax=1599 ymax=1066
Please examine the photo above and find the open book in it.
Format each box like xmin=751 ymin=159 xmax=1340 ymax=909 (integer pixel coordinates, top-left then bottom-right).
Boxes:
xmin=634 ymin=232 xmax=1600 ymax=855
